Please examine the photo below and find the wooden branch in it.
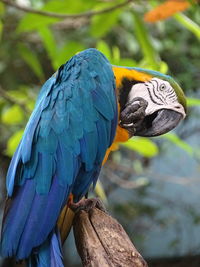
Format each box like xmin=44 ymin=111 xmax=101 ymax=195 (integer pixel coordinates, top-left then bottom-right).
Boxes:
xmin=1 ymin=0 xmax=132 ymax=19
xmin=73 ymin=198 xmax=148 ymax=267
xmin=53 ymin=17 xmax=89 ymax=30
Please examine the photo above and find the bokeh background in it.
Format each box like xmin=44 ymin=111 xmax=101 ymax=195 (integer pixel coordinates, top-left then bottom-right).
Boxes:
xmin=0 ymin=0 xmax=199 ymax=266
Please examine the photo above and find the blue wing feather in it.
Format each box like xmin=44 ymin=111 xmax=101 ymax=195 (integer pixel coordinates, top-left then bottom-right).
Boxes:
xmin=0 ymin=48 xmax=118 ymax=260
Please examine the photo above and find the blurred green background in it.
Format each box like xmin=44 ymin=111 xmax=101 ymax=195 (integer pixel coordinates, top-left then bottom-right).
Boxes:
xmin=0 ymin=0 xmax=200 ymax=266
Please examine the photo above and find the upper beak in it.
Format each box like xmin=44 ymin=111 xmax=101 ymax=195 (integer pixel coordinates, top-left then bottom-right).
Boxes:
xmin=135 ymin=109 xmax=183 ymax=137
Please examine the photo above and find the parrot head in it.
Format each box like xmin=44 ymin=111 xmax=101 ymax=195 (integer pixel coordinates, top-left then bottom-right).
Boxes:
xmin=113 ymin=66 xmax=186 ymax=137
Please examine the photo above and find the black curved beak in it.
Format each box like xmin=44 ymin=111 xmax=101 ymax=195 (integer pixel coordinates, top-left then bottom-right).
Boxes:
xmin=135 ymin=109 xmax=183 ymax=137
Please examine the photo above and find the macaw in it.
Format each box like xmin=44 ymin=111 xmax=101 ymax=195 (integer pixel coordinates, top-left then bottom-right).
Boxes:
xmin=0 ymin=48 xmax=186 ymax=266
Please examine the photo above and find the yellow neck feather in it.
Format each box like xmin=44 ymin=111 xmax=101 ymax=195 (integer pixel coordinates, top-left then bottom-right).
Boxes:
xmin=112 ymin=66 xmax=152 ymax=90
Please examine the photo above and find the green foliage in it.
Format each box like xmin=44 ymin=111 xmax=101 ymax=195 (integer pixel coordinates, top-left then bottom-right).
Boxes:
xmin=17 ymin=14 xmax=59 ymax=33
xmin=91 ymin=9 xmax=121 ymax=38
xmin=187 ymin=97 xmax=200 ymax=107
xmin=17 ymin=0 xmax=99 ymax=33
xmin=121 ymin=137 xmax=159 ymax=158
xmin=5 ymin=129 xmax=24 ymax=156
xmin=0 ymin=2 xmax=5 ymax=16
xmin=54 ymin=41 xmax=85 ymax=69
xmin=18 ymin=43 xmax=45 ymax=81
xmin=1 ymin=105 xmax=24 ymax=125
xmin=132 ymin=12 xmax=160 ymax=70
xmin=96 ymin=40 xmax=137 ymax=66
xmin=96 ymin=41 xmax=112 ymax=61
xmin=38 ymin=26 xmax=57 ymax=70
xmin=0 ymin=2 xmax=4 ymax=40
xmin=174 ymin=13 xmax=200 ymax=40
xmin=0 ymin=20 xmax=3 ymax=41
xmin=39 ymin=26 xmax=85 ymax=70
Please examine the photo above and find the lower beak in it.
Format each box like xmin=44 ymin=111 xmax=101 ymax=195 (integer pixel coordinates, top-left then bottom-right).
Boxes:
xmin=135 ymin=109 xmax=183 ymax=137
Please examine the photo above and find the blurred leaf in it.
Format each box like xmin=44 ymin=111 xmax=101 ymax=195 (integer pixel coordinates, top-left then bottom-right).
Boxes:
xmin=17 ymin=0 xmax=98 ymax=33
xmin=117 ymin=58 xmax=137 ymax=67
xmin=162 ymin=133 xmax=193 ymax=155
xmin=17 ymin=14 xmax=59 ymax=33
xmin=5 ymin=129 xmax=24 ymax=156
xmin=38 ymin=26 xmax=57 ymax=70
xmin=95 ymin=43 xmax=137 ymax=66
xmin=91 ymin=7 xmax=121 ymax=38
xmin=54 ymin=41 xmax=85 ymax=69
xmin=18 ymin=43 xmax=45 ymax=80
xmin=133 ymin=12 xmax=160 ymax=70
xmin=112 ymin=46 xmax=120 ymax=62
xmin=2 ymin=105 xmax=24 ymax=125
xmin=6 ymin=89 xmax=34 ymax=113
xmin=42 ymin=0 xmax=97 ymax=13
xmin=94 ymin=180 xmax=108 ymax=204
xmin=187 ymin=97 xmax=200 ymax=106
xmin=121 ymin=137 xmax=159 ymax=157
xmin=17 ymin=0 xmax=70 ymax=32
xmin=7 ymin=90 xmax=27 ymax=101
xmin=144 ymin=0 xmax=190 ymax=23
xmin=0 ymin=2 xmax=5 ymax=16
xmin=0 ymin=20 xmax=3 ymax=41
xmin=159 ymin=61 xmax=168 ymax=74
xmin=0 ymin=0 xmax=4 ymax=40
xmin=134 ymin=177 xmax=150 ymax=187
xmin=96 ymin=40 xmax=111 ymax=61
xmin=26 ymin=100 xmax=35 ymax=112
xmin=174 ymin=13 xmax=200 ymax=40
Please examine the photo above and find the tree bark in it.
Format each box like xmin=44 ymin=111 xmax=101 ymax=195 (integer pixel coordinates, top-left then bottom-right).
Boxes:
xmin=73 ymin=198 xmax=148 ymax=267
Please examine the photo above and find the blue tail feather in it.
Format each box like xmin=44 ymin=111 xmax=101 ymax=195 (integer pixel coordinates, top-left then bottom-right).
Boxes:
xmin=27 ymin=230 xmax=64 ymax=267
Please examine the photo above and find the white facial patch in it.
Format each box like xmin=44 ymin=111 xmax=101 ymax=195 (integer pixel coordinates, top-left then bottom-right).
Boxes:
xmin=128 ymin=78 xmax=186 ymax=118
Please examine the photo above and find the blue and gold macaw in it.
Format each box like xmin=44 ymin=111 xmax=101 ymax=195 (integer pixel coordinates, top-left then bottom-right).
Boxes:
xmin=0 ymin=49 xmax=186 ymax=266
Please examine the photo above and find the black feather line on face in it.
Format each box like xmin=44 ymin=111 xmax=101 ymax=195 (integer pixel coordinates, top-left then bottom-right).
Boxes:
xmin=118 ymin=78 xmax=141 ymax=112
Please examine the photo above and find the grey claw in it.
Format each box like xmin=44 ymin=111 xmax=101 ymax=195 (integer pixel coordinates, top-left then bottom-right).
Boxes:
xmin=120 ymin=97 xmax=148 ymax=131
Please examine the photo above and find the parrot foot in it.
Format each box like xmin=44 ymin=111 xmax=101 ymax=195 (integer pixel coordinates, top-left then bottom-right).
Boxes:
xmin=120 ymin=97 xmax=148 ymax=134
xmin=69 ymin=197 xmax=107 ymax=214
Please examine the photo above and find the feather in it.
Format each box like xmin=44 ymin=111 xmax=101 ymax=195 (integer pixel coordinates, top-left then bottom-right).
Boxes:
xmin=27 ymin=231 xmax=64 ymax=267
xmin=35 ymin=153 xmax=54 ymax=194
xmin=50 ymin=231 xmax=64 ymax=267
xmin=1 ymin=179 xmax=36 ymax=257
xmin=56 ymin=144 xmax=75 ymax=186
xmin=6 ymin=144 xmax=22 ymax=196
xmin=91 ymin=88 xmax=114 ymax=120
xmin=23 ymin=146 xmax=39 ymax=180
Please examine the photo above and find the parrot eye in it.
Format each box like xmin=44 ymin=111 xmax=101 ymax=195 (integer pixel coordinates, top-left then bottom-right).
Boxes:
xmin=160 ymin=83 xmax=166 ymax=91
